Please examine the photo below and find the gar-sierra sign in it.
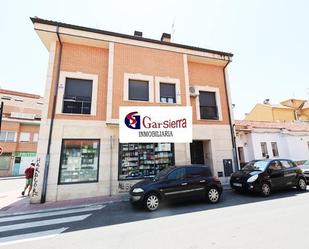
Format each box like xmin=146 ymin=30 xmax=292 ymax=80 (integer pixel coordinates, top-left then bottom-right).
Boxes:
xmin=119 ymin=106 xmax=192 ymax=143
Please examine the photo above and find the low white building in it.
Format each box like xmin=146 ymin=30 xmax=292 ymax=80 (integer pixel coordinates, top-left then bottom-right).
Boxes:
xmin=236 ymin=120 xmax=309 ymax=165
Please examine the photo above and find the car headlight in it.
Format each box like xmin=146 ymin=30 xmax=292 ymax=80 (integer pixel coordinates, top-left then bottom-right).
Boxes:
xmin=132 ymin=188 xmax=144 ymax=193
xmin=247 ymin=174 xmax=259 ymax=183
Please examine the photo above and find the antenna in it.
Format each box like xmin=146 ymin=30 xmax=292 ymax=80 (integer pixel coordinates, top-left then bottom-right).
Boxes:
xmin=171 ymin=17 xmax=176 ymax=42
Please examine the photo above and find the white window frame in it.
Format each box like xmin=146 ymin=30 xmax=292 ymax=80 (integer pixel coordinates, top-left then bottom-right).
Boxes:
xmin=124 ymin=73 xmax=154 ymax=102
xmin=195 ymin=85 xmax=222 ymax=121
xmin=0 ymin=131 xmax=17 ymax=142
xmin=33 ymin=133 xmax=39 ymax=143
xmin=155 ymin=76 xmax=181 ymax=104
xmin=19 ymin=132 xmax=30 ymax=143
xmin=56 ymin=71 xmax=98 ymax=116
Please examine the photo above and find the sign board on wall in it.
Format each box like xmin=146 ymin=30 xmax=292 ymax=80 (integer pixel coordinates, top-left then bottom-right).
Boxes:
xmin=119 ymin=106 xmax=192 ymax=143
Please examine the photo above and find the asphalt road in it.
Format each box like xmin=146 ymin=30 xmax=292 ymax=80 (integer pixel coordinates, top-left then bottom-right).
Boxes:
xmin=1 ymin=186 xmax=309 ymax=249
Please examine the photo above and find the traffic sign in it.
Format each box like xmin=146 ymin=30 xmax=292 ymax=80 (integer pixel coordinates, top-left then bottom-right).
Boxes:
xmin=0 ymin=146 xmax=3 ymax=156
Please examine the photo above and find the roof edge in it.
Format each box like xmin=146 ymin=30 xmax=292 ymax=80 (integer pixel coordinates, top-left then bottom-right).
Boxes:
xmin=30 ymin=17 xmax=233 ymax=58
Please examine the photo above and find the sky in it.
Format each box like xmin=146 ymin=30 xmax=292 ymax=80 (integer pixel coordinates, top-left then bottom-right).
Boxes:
xmin=0 ymin=0 xmax=308 ymax=119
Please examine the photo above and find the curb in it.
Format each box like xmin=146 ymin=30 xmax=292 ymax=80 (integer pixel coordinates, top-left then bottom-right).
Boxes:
xmin=0 ymin=196 xmax=129 ymax=217
xmin=0 ymin=176 xmax=25 ymax=181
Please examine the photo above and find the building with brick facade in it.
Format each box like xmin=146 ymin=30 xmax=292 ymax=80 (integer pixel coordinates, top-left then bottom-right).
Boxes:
xmin=0 ymin=89 xmax=43 ymax=177
xmin=30 ymin=17 xmax=236 ymax=203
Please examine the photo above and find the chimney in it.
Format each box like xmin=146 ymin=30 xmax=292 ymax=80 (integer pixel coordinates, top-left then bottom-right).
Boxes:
xmin=263 ymin=99 xmax=270 ymax=105
xmin=161 ymin=33 xmax=171 ymax=42
xmin=134 ymin=31 xmax=143 ymax=37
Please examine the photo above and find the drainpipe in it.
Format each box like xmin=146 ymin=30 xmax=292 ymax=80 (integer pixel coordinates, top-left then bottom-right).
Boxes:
xmin=223 ymin=59 xmax=239 ymax=171
xmin=41 ymin=26 xmax=63 ymax=203
xmin=109 ymin=135 xmax=113 ymax=196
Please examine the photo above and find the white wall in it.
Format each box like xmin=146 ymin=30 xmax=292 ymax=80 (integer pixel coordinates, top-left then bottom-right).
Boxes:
xmin=236 ymin=129 xmax=309 ymax=162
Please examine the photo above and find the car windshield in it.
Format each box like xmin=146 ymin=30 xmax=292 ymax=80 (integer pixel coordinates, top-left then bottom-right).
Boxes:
xmin=242 ymin=160 xmax=269 ymax=171
xmin=154 ymin=167 xmax=174 ymax=181
xmin=300 ymin=160 xmax=309 ymax=169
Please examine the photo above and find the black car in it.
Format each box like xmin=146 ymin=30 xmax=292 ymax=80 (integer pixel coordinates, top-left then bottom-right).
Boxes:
xmin=230 ymin=159 xmax=307 ymax=196
xmin=130 ymin=165 xmax=223 ymax=211
xmin=299 ymin=160 xmax=309 ymax=182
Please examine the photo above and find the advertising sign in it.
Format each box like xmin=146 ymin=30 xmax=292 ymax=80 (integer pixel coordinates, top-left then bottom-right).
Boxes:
xmin=119 ymin=106 xmax=192 ymax=143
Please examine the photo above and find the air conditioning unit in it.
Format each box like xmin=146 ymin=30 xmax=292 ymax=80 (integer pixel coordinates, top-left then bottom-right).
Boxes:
xmin=189 ymin=86 xmax=199 ymax=97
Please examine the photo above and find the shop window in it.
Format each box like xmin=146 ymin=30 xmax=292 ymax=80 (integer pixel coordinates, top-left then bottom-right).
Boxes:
xmin=63 ymin=78 xmax=93 ymax=114
xmin=199 ymin=91 xmax=218 ymax=120
xmin=128 ymin=79 xmax=149 ymax=101
xmin=119 ymin=143 xmax=175 ymax=180
xmin=20 ymin=132 xmax=30 ymax=143
xmin=0 ymin=153 xmax=12 ymax=170
xmin=271 ymin=142 xmax=279 ymax=157
xmin=59 ymin=139 xmax=100 ymax=184
xmin=160 ymin=83 xmax=176 ymax=103
xmin=260 ymin=142 xmax=268 ymax=158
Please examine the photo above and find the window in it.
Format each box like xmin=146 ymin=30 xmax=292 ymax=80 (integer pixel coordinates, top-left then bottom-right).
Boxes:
xmin=260 ymin=142 xmax=268 ymax=158
xmin=1 ymin=96 xmax=11 ymax=101
xmin=0 ymin=153 xmax=12 ymax=170
xmin=168 ymin=168 xmax=186 ymax=180
xmin=19 ymin=133 xmax=30 ymax=142
xmin=160 ymin=83 xmax=176 ymax=103
xmin=271 ymin=142 xmax=279 ymax=157
xmin=63 ymin=78 xmax=93 ymax=114
xmin=6 ymin=132 xmax=16 ymax=142
xmin=33 ymin=133 xmax=39 ymax=143
xmin=0 ymin=132 xmax=6 ymax=141
xmin=186 ymin=167 xmax=210 ymax=178
xmin=280 ymin=160 xmax=294 ymax=169
xmin=0 ymin=131 xmax=16 ymax=142
xmin=59 ymin=139 xmax=99 ymax=184
xmin=199 ymin=91 xmax=218 ymax=120
xmin=119 ymin=143 xmax=175 ymax=180
xmin=128 ymin=79 xmax=149 ymax=101
xmin=268 ymin=160 xmax=282 ymax=171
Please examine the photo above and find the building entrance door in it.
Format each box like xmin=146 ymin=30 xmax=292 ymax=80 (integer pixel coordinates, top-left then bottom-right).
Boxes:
xmin=13 ymin=157 xmax=21 ymax=176
xmin=190 ymin=140 xmax=204 ymax=164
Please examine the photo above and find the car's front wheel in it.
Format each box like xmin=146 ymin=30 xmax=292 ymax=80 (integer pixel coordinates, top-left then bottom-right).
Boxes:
xmin=297 ymin=178 xmax=307 ymax=191
xmin=261 ymin=182 xmax=271 ymax=197
xmin=144 ymin=193 xmax=160 ymax=211
xmin=206 ymin=187 xmax=220 ymax=204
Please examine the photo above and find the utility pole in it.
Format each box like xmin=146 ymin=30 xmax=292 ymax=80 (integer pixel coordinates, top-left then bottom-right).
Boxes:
xmin=0 ymin=102 xmax=3 ymax=132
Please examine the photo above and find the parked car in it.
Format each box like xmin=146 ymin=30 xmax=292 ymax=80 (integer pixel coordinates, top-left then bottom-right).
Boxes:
xmin=230 ymin=159 xmax=307 ymax=197
xmin=299 ymin=160 xmax=309 ymax=182
xmin=129 ymin=165 xmax=223 ymax=211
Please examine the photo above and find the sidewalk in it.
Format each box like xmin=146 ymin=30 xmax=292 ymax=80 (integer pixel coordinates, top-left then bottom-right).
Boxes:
xmin=0 ymin=193 xmax=129 ymax=217
xmin=0 ymin=176 xmax=25 ymax=181
xmin=0 ymin=180 xmax=231 ymax=217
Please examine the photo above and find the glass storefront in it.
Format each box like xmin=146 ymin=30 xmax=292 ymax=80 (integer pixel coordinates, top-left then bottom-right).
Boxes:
xmin=59 ymin=139 xmax=99 ymax=184
xmin=119 ymin=143 xmax=174 ymax=180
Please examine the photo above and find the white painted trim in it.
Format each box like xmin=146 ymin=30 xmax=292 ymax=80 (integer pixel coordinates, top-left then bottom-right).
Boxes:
xmin=41 ymin=41 xmax=56 ymax=120
xmin=123 ymin=73 xmax=154 ymax=102
xmin=56 ymin=71 xmax=98 ymax=115
xmin=106 ymin=42 xmax=114 ymax=121
xmin=154 ymin=76 xmax=181 ymax=104
xmin=183 ymin=54 xmax=191 ymax=106
xmin=194 ymin=85 xmax=223 ymax=121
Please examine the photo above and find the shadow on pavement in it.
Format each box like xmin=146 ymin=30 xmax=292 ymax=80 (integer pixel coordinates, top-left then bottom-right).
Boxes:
xmin=65 ymin=187 xmax=308 ymax=233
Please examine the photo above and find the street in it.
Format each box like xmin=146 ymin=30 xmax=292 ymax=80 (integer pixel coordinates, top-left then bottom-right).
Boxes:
xmin=0 ymin=179 xmax=308 ymax=249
